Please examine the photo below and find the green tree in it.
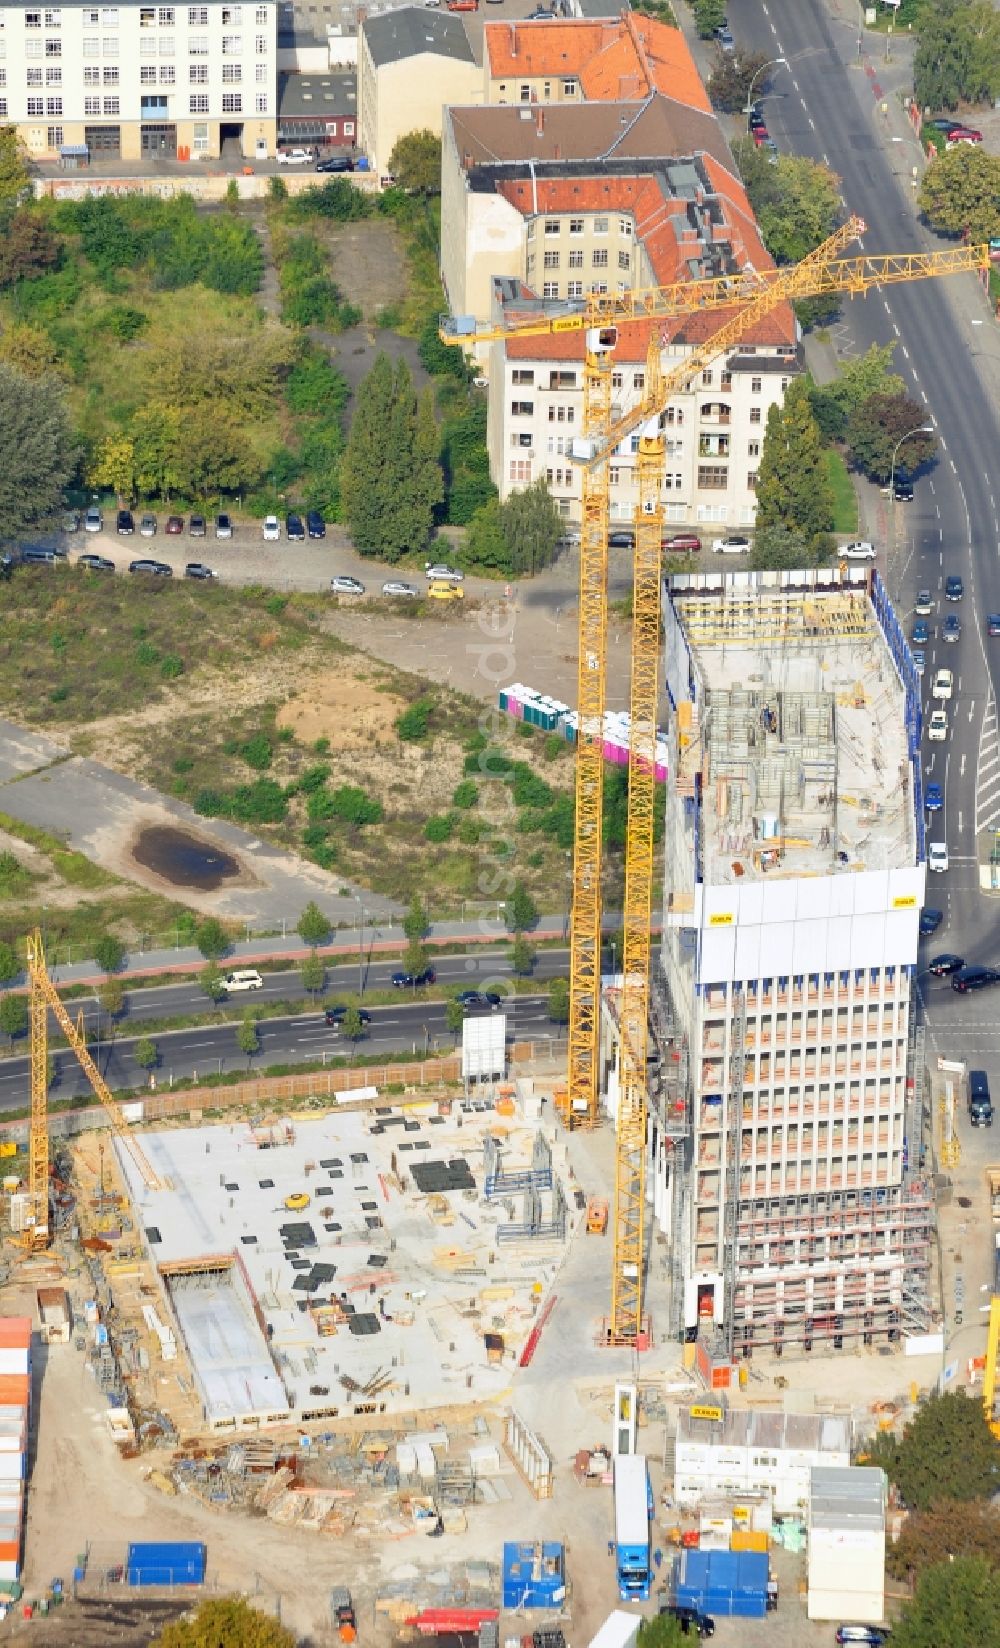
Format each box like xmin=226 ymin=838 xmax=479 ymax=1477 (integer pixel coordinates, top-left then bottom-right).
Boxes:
xmin=733 ymin=141 xmax=840 ymax=263
xmin=445 ymin=997 xmax=466 ymax=1039
xmin=845 ymin=391 xmax=937 ymax=484
xmin=914 ymin=1 xmax=1000 ymax=110
xmin=465 ymin=498 xmax=509 ymax=572
xmin=0 ymin=363 xmax=77 ymax=542
xmin=99 ymin=977 xmax=125 ymax=1022
xmin=156 ymin=1595 xmax=297 ymax=1648
xmin=693 ymin=0 xmax=726 ymax=37
xmin=195 ymin=917 xmax=229 ymax=960
xmin=236 ymin=1012 xmax=261 ymax=1067
xmin=388 ymin=130 xmax=442 ymax=195
xmin=467 ymin=480 xmax=563 ymax=578
xmin=0 ymin=942 xmax=20 ymax=986
xmin=706 ymin=48 xmax=771 ymax=113
xmin=296 ymin=901 xmax=329 ymax=945
xmin=93 ymin=934 xmax=125 ymax=975
xmin=749 ymin=523 xmax=810 ymax=571
xmin=919 ymin=143 xmax=1000 ymax=242
xmin=0 ymin=211 xmax=59 ymax=288
xmin=402 ymin=896 xmax=428 ymax=948
xmin=88 ymin=434 xmax=137 ymax=501
xmin=754 ymin=379 xmax=834 ymax=540
xmin=340 ymin=354 xmax=442 ymax=562
xmin=134 ymin=1036 xmax=159 ymax=1072
xmin=504 ymin=881 xmax=539 ymax=933
xmin=636 ymin=1614 xmax=688 ymax=1648
xmin=341 ymin=1005 xmax=365 ymax=1047
xmin=301 ymin=949 xmax=327 ymax=999
xmin=0 ymin=129 xmax=28 ymax=220
xmin=200 ymin=962 xmax=227 ymax=1003
xmin=548 ymin=976 xmax=570 ymax=1024
xmin=887 ymin=1499 xmax=1000 ymax=1581
xmin=863 ymin=1391 xmax=1000 ymax=1512
xmin=890 ymin=1555 xmax=1000 ymax=1648
xmin=0 ymin=994 xmax=27 ymax=1044
xmin=510 ymin=934 xmax=536 ymax=976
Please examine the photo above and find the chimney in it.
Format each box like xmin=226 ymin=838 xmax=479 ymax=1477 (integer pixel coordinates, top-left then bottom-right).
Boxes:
xmin=536 ymin=107 xmax=544 ymax=135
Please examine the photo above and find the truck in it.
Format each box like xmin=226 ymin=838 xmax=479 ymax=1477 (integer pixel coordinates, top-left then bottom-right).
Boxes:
xmin=969 ymin=1069 xmax=994 ymax=1128
xmin=613 ymin=1453 xmax=652 ymax=1602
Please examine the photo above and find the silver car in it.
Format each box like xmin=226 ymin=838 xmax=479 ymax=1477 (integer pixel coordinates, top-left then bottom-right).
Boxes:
xmin=332 ymin=575 xmax=365 ymax=596
xmin=382 ymin=580 xmax=417 ymax=598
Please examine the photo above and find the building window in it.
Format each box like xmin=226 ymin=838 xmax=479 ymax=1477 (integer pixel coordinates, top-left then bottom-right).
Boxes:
xmin=102 ymin=34 xmax=118 ymax=52
xmin=44 ymin=5 xmax=60 ymax=20
xmin=569 ymin=217 xmax=583 ymax=235
xmin=542 ymin=80 xmax=550 ymax=98
xmin=751 ymin=376 xmax=762 ymax=393
xmin=568 ymin=249 xmax=583 ymax=269
xmin=189 ymin=91 xmax=208 ymax=111
xmin=159 ymin=35 xmax=174 ymax=54
xmin=594 ymin=216 xmax=608 ymax=235
xmin=189 ymin=60 xmax=207 ymax=79
xmin=611 ymin=370 xmax=623 ymax=389
xmin=567 ymin=280 xmax=582 ymax=298
xmin=221 ymin=90 xmax=241 ymax=111
xmin=159 ymin=5 xmax=174 ymax=19
xmin=192 ymin=118 xmax=208 ymax=150
xmin=46 ymin=122 xmax=62 ymax=144
xmin=26 ymin=96 xmax=43 ymax=114
xmin=84 ymin=93 xmax=100 ymax=112
xmin=222 ymin=62 xmax=241 ymax=80
xmin=221 ymin=33 xmax=242 ymax=52
xmin=83 ymin=36 xmax=99 ymax=54
xmin=749 ymin=407 xmax=762 ymax=424
xmin=140 ymin=33 xmax=156 ymax=53
xmin=509 ymin=459 xmax=532 ymax=483
xmin=721 ymin=370 xmax=733 ymax=390
xmin=543 ymin=250 xmax=559 ymax=269
xmin=510 ymin=400 xmax=534 ymax=416
xmin=747 ymin=471 xmax=758 ymax=490
xmin=590 ymin=281 xmax=607 ymax=295
xmin=633 ymin=371 xmax=645 ymax=389
xmin=254 ymin=31 xmax=267 ymax=50
xmin=608 ymin=466 xmax=620 ymax=484
xmin=542 ymin=281 xmax=559 ymax=298
xmin=44 ymin=63 xmax=59 ymax=81
xmin=26 ymin=66 xmax=42 ymax=83
xmin=747 ymin=440 xmax=760 ymax=458
xmin=618 ymin=250 xmax=630 ymax=271
xmin=102 ymin=93 xmax=118 ymax=112
xmin=512 ymin=369 xmax=533 ymax=385
xmin=620 ymin=218 xmax=632 ymax=235
xmin=189 ymin=33 xmax=207 ymax=52
xmin=140 ymin=62 xmax=156 ymax=80
xmin=221 ymin=4 xmax=242 ymax=19
xmin=140 ymin=5 xmax=155 ymax=21
xmin=698 ymin=465 xmax=728 ymax=490
xmin=563 ymin=78 xmax=575 ymax=95
xmin=344 ymin=120 xmax=353 ymax=135
xmin=544 ymin=219 xmax=559 ymax=235
xmin=25 ymin=36 xmax=42 ymax=54
xmin=159 ymin=62 xmax=174 ymax=81
xmin=255 ymin=3 xmax=267 ymax=17
xmin=188 ymin=4 xmax=207 ymax=19
xmin=103 ymin=63 xmax=118 ymax=82
xmin=255 ymin=60 xmax=266 ymax=79
xmin=526 ymin=254 xmax=535 ymax=275
xmin=663 ymin=473 xmax=683 ymax=491
xmin=101 ymin=5 xmax=118 ymax=19
xmin=519 ymin=83 xmax=530 ymax=101
xmin=254 ymin=90 xmax=267 ymax=111
xmin=83 ymin=64 xmax=99 ymax=82
xmin=701 ymin=369 xmax=713 ymax=387
xmin=511 ymin=431 xmax=532 ymax=449
xmin=592 ymin=248 xmax=607 ymax=268
xmin=0 ymin=99 xmax=7 ymax=116
xmin=44 ymin=31 xmax=60 ymax=51
xmin=24 ymin=9 xmax=41 ymax=24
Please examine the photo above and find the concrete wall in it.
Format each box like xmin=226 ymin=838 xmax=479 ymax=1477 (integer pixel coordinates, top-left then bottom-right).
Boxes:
xmin=359 ymin=41 xmax=481 ymax=177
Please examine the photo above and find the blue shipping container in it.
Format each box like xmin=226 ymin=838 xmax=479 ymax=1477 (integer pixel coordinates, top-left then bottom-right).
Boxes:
xmin=676 ymin=1550 xmax=767 ymax=1619
xmin=501 ymin=1542 xmax=566 ymax=1610
xmin=127 ymin=1542 xmax=206 ymax=1587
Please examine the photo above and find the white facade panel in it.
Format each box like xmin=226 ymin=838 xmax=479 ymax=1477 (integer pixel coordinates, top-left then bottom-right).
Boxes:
xmin=850 ymin=911 xmax=885 ymax=965
xmin=826 ymin=915 xmax=853 ymax=967
xmin=733 ymin=923 xmax=761 ymax=978
xmin=737 ymin=881 xmax=765 ymax=925
xmin=758 ymin=921 xmax=794 ymax=973
xmin=761 ymin=881 xmax=797 ymax=924
xmin=699 ymin=924 xmax=735 ymax=981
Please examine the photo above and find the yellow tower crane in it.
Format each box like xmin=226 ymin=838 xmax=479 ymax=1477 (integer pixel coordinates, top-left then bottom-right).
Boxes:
xmin=443 ymin=226 xmax=991 ymax=1343
xmin=22 ymin=928 xmax=165 ymax=1249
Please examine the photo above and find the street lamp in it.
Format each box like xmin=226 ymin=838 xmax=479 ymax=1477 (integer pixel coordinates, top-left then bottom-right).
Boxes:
xmin=354 ymin=895 xmax=366 ymax=998
xmin=745 ymin=56 xmax=787 ymax=132
xmin=888 ymin=423 xmax=933 ymax=594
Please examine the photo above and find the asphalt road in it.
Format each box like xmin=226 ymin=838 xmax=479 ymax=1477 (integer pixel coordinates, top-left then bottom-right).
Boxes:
xmin=741 ymin=0 xmax=1000 ymax=1073
xmin=0 ymin=949 xmax=576 ymax=1109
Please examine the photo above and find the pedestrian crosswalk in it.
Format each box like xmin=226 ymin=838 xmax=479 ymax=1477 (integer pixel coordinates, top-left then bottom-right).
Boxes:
xmin=975 ymin=694 xmax=1000 ymax=834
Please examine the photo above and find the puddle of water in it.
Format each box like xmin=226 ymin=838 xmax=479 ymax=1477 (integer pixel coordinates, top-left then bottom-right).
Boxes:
xmin=132 ymin=826 xmax=240 ymax=891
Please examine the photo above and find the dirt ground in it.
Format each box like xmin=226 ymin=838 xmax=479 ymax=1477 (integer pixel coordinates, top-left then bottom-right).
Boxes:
xmin=276 ymin=668 xmax=406 ymax=752
xmin=322 ymin=219 xmax=408 ymax=323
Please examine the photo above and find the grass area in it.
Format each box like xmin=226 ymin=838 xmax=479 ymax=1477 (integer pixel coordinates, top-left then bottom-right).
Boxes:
xmin=826 ymin=448 xmax=859 ymax=534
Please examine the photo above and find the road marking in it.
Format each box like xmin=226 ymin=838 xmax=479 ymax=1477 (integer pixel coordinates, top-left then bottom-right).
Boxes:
xmin=961 ymin=752 xmax=967 ymax=778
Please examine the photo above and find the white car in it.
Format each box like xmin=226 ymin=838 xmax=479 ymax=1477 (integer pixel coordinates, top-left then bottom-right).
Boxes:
xmin=84 ymin=506 xmax=103 ymax=533
xmin=932 ymin=669 xmax=954 ymax=701
xmin=842 ymin=540 xmax=876 ymax=561
xmin=262 ymin=516 xmax=281 ymax=541
xmin=928 ymin=842 xmax=949 ymax=873
xmin=278 ymin=148 xmax=313 ymax=165
xmin=382 ymin=580 xmax=417 ymax=597
xmin=223 ymin=969 xmax=264 ymax=993
xmin=425 ymin=563 xmax=464 ymax=583
xmin=928 ymin=708 xmax=948 ymax=742
xmin=711 ymin=535 xmax=750 ymax=555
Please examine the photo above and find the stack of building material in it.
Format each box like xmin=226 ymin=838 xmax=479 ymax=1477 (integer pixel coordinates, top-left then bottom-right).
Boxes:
xmin=0 ymin=1319 xmax=30 ymax=1585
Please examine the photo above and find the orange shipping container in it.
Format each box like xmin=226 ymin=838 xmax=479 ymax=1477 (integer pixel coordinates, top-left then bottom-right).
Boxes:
xmin=0 ymin=1542 xmax=22 ymax=1563
xmin=731 ymin=1530 xmax=769 ymax=1553
xmin=0 ymin=1321 xmax=30 ymax=1350
xmin=0 ymin=1378 xmax=29 ymax=1408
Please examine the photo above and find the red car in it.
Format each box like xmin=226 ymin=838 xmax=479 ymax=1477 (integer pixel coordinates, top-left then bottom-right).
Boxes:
xmin=752 ymin=126 xmax=770 ymax=145
xmin=946 ymin=127 xmax=982 ymax=144
xmin=663 ymin=533 xmax=701 ymax=553
xmin=164 ymin=515 xmax=184 ymax=534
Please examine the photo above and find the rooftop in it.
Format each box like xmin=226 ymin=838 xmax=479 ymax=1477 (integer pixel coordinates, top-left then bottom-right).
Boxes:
xmin=676 ymin=1407 xmax=852 ymax=1454
xmin=809 ymin=1464 xmax=887 ymax=1531
xmin=665 ymin=570 xmax=920 ymax=884
xmin=483 ymin=15 xmax=710 ymax=111
xmin=278 ymin=70 xmax=356 ymax=120
xmin=363 ymin=5 xmax=476 ymax=67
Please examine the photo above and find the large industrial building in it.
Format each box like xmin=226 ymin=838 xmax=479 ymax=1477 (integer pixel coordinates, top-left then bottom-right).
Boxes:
xmin=642 ymin=567 xmax=934 ymax=1358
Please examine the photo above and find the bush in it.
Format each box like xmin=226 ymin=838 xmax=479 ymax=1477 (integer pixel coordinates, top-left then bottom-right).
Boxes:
xmin=396 ymin=698 xmax=432 ymax=742
xmin=424 ymin=813 xmax=455 ymax=843
xmin=240 ymin=734 xmax=272 ymax=771
xmin=452 ymin=779 xmax=478 ymax=809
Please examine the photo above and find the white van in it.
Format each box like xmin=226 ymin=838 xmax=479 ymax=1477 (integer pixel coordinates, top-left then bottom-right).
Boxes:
xmin=223 ymin=969 xmax=264 ymax=993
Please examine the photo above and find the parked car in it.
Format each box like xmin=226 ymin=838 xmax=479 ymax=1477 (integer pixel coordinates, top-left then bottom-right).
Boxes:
xmin=278 ymin=147 xmax=313 ymax=165
xmin=331 ymin=575 xmax=365 ymax=595
xmin=608 ymin=530 xmax=635 ymax=549
xmin=914 ymin=589 xmax=933 ymax=614
xmin=324 ymin=1004 xmax=372 ymax=1025
xmin=928 ymin=841 xmax=949 ymax=873
xmin=925 ymin=782 xmax=943 ymax=812
xmin=116 ymin=509 xmax=135 ymax=535
xmin=662 ymin=533 xmax=701 ymax=553
xmin=316 ymin=154 xmax=353 ymax=173
xmin=21 ymin=547 xmax=60 ymax=565
xmin=943 ymin=614 xmax=961 ymax=643
xmin=139 ymin=513 xmax=157 ymax=537
xmin=391 ymin=967 xmax=436 ymax=988
xmin=932 ymin=669 xmax=954 ymax=700
xmin=165 ymin=515 xmax=184 ymax=534
xmin=62 ymin=509 xmax=81 ymax=533
xmin=306 ymin=509 xmax=326 ymax=539
xmin=928 ymin=953 xmax=964 ymax=975
xmin=928 ymin=708 xmax=948 ymax=742
xmin=286 ymin=513 xmax=306 ymax=542
xmin=84 ymin=506 xmax=103 ymax=533
xmin=712 ymin=535 xmax=750 ymax=554
xmin=953 ymin=966 xmax=1000 ymax=993
xmin=919 ymin=908 xmax=943 ymax=937
xmin=947 ymin=127 xmax=982 ymax=145
xmin=382 ymin=580 xmax=418 ymax=598
xmin=989 ymin=614 xmax=1000 ymax=637
xmin=184 ymin=562 xmax=216 ymax=580
xmin=945 ymin=575 xmax=964 ymax=601
xmin=660 ymin=1607 xmax=715 ymax=1640
xmin=835 ymin=1629 xmax=890 ymax=1648
xmin=262 ymin=516 xmax=281 ymax=541
xmin=424 ymin=563 xmax=464 ymax=582
xmin=427 ymin=580 xmax=464 ymax=601
xmin=215 ymin=513 xmax=233 ymax=540
xmin=189 ymin=514 xmax=207 ymax=537
xmin=78 ymin=553 xmax=115 ymax=572
xmin=893 ymin=476 xmax=914 ymax=502
xmin=842 ymin=540 xmax=876 ymax=560
xmin=128 ymin=558 xmax=172 ymax=576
